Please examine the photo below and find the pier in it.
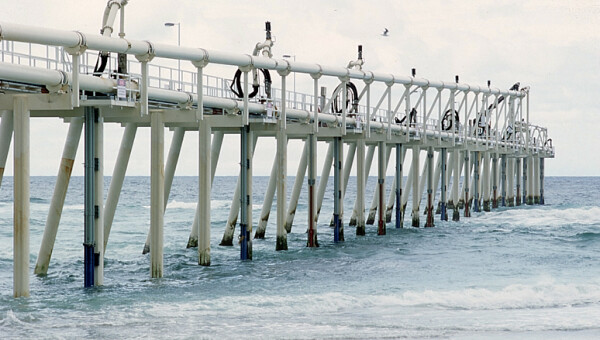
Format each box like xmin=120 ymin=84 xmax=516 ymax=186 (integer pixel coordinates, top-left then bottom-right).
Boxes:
xmin=0 ymin=1 xmax=554 ymax=298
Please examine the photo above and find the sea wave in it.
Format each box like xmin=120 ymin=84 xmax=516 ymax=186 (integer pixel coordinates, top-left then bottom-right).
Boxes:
xmin=472 ymin=206 xmax=600 ymax=229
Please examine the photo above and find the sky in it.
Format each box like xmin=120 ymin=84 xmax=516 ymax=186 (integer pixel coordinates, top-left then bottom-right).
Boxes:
xmin=1 ymin=0 xmax=599 ymax=177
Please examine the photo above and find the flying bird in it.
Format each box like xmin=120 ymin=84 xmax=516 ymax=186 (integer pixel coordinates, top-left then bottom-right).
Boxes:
xmin=382 ymin=28 xmax=389 ymax=36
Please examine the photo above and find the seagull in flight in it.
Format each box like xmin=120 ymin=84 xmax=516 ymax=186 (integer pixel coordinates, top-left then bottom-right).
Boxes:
xmin=382 ymin=28 xmax=389 ymax=36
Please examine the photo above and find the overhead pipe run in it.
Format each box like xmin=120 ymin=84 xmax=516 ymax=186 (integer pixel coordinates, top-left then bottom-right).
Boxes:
xmin=0 ymin=21 xmax=526 ymax=97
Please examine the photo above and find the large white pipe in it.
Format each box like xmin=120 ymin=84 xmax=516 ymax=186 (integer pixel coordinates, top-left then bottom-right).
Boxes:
xmin=35 ymin=117 xmax=83 ymax=275
xmin=0 ymin=110 xmax=13 ymax=188
xmin=103 ymin=123 xmax=137 ymax=252
xmin=0 ymin=62 xmax=534 ymax=148
xmin=0 ymin=22 xmax=526 ymax=97
xmin=13 ymin=95 xmax=29 ymax=298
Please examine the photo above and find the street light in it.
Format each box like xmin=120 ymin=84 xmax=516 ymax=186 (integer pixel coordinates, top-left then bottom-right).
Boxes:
xmin=164 ymin=22 xmax=181 ymax=90
xmin=282 ymin=54 xmax=296 ymax=108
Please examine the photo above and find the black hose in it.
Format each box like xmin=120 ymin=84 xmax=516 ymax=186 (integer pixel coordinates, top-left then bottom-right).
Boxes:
xmin=331 ymin=82 xmax=359 ymax=113
xmin=92 ymin=51 xmax=109 ymax=76
xmin=441 ymin=109 xmax=459 ymax=131
xmin=395 ymin=107 xmax=417 ymax=125
xmin=230 ymin=68 xmax=272 ymax=99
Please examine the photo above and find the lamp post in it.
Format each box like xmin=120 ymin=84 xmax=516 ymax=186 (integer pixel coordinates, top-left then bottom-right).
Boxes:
xmin=283 ymin=54 xmax=296 ymax=108
xmin=164 ymin=22 xmax=181 ymax=90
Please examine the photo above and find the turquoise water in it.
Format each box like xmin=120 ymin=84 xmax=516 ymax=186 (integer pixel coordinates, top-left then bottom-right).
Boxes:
xmin=1 ymin=176 xmax=599 ymax=339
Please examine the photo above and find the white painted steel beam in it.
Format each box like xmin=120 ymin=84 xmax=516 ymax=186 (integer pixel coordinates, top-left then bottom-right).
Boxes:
xmin=0 ymin=110 xmax=13 ymax=188
xmin=104 ymin=123 xmax=136 ymax=252
xmin=13 ymin=95 xmax=30 ymax=298
xmin=286 ymin=140 xmax=308 ymax=233
xmin=350 ymin=144 xmax=375 ymax=226
xmin=198 ymin=121 xmax=211 ymax=265
xmin=188 ymin=131 xmax=223 ymax=247
xmin=150 ymin=110 xmax=164 ymax=278
xmin=35 ymin=118 xmax=83 ymax=275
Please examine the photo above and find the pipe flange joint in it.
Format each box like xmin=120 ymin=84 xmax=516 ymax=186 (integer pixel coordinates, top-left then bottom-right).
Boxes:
xmin=310 ymin=64 xmax=322 ymax=80
xmin=178 ymin=92 xmax=195 ymax=110
xmin=46 ymin=70 xmax=70 ymax=94
xmin=277 ymin=59 xmax=291 ymax=77
xmin=239 ymin=55 xmax=254 ymax=72
xmin=65 ymin=31 xmax=88 ymax=55
xmin=135 ymin=41 xmax=155 ymax=62
xmin=192 ymin=48 xmax=209 ymax=68
xmin=338 ymin=69 xmax=350 ymax=82
xmin=385 ymin=74 xmax=395 ymax=87
xmin=363 ymin=71 xmax=375 ymax=85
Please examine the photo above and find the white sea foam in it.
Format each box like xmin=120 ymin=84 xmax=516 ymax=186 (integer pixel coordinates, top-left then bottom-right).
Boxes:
xmin=473 ymin=206 xmax=600 ymax=230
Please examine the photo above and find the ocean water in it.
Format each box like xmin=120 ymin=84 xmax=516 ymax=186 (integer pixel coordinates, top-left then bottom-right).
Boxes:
xmin=1 ymin=176 xmax=599 ymax=339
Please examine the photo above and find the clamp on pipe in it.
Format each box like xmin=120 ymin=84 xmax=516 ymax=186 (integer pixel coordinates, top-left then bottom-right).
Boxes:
xmin=45 ymin=70 xmax=70 ymax=94
xmin=64 ymin=31 xmax=88 ymax=107
xmin=178 ymin=92 xmax=195 ymax=110
xmin=135 ymin=41 xmax=156 ymax=115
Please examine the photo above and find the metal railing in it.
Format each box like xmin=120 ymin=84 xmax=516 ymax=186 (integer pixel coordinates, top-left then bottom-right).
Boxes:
xmin=0 ymin=41 xmax=554 ymax=156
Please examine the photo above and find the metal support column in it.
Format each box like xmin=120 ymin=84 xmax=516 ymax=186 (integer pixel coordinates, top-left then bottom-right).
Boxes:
xmin=452 ymin=150 xmax=460 ymax=221
xmin=464 ymin=150 xmax=471 ymax=217
xmin=13 ymin=96 xmax=30 ymax=297
xmin=276 ymin=74 xmax=288 ymax=250
xmin=540 ymin=158 xmax=545 ymax=205
xmin=315 ymin=142 xmax=334 ymax=222
xmin=412 ymin=146 xmax=420 ymax=227
xmin=515 ymin=158 xmax=522 ymax=206
xmin=255 ymin=145 xmax=280 ymax=239
xmin=188 ymin=131 xmax=223 ymax=247
xmin=0 ymin=110 xmax=13 ymax=188
xmin=501 ymin=155 xmax=507 ymax=207
xmin=482 ymin=152 xmax=491 ymax=212
xmin=356 ymin=138 xmax=366 ymax=235
xmin=507 ymin=157 xmax=515 ymax=207
xmin=350 ymin=145 xmax=375 ymax=226
xmin=522 ymin=156 xmax=528 ymax=205
xmin=440 ymin=148 xmax=448 ymax=221
xmin=377 ymin=141 xmax=386 ymax=235
xmin=527 ymin=156 xmax=535 ymax=205
xmin=83 ymin=106 xmax=95 ymax=287
xmin=425 ymin=147 xmax=434 ymax=227
xmin=286 ymin=140 xmax=308 ymax=233
xmin=534 ymin=157 xmax=541 ymax=204
xmin=143 ymin=127 xmax=183 ymax=254
xmin=240 ymin=125 xmax=253 ymax=259
xmin=94 ymin=112 xmax=104 ymax=286
xmin=330 ymin=143 xmax=355 ymax=227
xmin=473 ymin=151 xmax=480 ymax=213
xmin=333 ymin=137 xmax=344 ymax=242
xmin=307 ymin=134 xmax=318 ymax=246
xmin=492 ymin=154 xmax=498 ymax=208
xmin=395 ymin=144 xmax=404 ymax=227
xmin=104 ymin=123 xmax=137 ymax=252
xmin=150 ymin=110 xmax=164 ymax=278
xmin=35 ymin=118 xmax=83 ymax=275
xmin=198 ymin=121 xmax=211 ymax=265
